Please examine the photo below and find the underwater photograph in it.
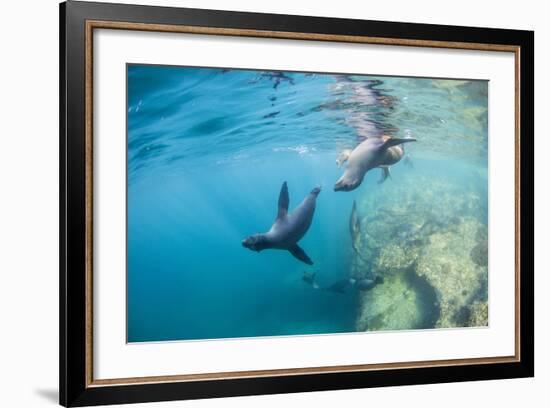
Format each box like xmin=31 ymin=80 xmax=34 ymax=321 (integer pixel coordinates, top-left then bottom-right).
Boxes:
xmin=127 ymin=64 xmax=489 ymax=343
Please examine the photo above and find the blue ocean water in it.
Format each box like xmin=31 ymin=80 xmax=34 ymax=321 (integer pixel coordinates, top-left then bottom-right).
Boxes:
xmin=127 ymin=65 xmax=488 ymax=342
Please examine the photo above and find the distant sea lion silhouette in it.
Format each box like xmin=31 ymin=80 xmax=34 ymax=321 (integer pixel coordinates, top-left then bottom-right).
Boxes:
xmin=302 ymin=271 xmax=319 ymax=289
xmin=334 ymin=135 xmax=416 ymax=191
xmin=349 ymin=276 xmax=384 ymax=291
xmin=323 ymin=276 xmax=384 ymax=294
xmin=324 ymin=279 xmax=352 ymax=294
xmin=349 ymin=200 xmax=365 ymax=260
xmin=260 ymin=72 xmax=295 ymax=89
xmin=242 ymin=182 xmax=321 ymax=265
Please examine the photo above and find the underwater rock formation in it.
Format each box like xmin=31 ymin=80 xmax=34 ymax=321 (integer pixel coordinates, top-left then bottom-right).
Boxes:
xmin=468 ymin=300 xmax=489 ymax=327
xmin=415 ymin=217 xmax=488 ymax=328
xmin=356 ymin=267 xmax=439 ymax=331
xmin=352 ymin=170 xmax=488 ymax=332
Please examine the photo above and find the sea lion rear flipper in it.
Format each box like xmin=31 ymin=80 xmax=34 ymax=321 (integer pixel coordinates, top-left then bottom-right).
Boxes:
xmin=277 ymin=181 xmax=289 ymax=219
xmin=381 ymin=137 xmax=417 ymax=150
xmin=378 ymin=166 xmax=391 ymax=184
xmin=289 ymin=244 xmax=313 ymax=265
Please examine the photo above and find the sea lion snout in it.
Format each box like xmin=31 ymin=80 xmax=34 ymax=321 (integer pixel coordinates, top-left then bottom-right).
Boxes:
xmin=311 ymin=186 xmax=321 ymax=195
xmin=334 ymin=177 xmax=359 ymax=192
xmin=242 ymin=235 xmax=264 ymax=251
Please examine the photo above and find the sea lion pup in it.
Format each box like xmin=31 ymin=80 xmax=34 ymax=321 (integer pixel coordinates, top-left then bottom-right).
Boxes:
xmin=242 ymin=182 xmax=321 ymax=265
xmin=334 ymin=135 xmax=416 ymax=192
xmin=302 ymin=271 xmax=319 ymax=289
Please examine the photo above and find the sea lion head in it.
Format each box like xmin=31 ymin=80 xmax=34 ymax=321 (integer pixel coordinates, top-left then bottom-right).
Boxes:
xmin=310 ymin=186 xmax=321 ymax=196
xmin=334 ymin=171 xmax=363 ymax=192
xmin=241 ymin=234 xmax=269 ymax=252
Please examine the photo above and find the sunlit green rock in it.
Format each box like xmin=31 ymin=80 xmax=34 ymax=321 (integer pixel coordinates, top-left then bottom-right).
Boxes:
xmin=356 ymin=268 xmax=439 ymax=331
xmin=353 ymin=169 xmax=488 ymax=332
xmin=416 ymin=217 xmax=488 ymax=328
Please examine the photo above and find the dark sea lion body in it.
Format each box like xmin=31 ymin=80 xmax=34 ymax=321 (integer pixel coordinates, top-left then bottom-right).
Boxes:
xmin=323 ymin=276 xmax=383 ymax=294
xmin=349 ymin=200 xmax=363 ymax=258
xmin=324 ymin=279 xmax=352 ymax=294
xmin=351 ymin=276 xmax=384 ymax=291
xmin=242 ymin=182 xmax=321 ymax=265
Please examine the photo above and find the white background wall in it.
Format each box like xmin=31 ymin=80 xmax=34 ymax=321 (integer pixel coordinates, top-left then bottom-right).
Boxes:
xmin=0 ymin=0 xmax=545 ymax=407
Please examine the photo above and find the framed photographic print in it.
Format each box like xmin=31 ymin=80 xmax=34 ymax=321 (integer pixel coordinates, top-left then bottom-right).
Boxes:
xmin=59 ymin=1 xmax=534 ymax=406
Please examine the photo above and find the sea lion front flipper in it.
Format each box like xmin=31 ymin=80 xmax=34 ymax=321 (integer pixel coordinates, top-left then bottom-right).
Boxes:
xmin=288 ymin=244 xmax=313 ymax=265
xmin=378 ymin=166 xmax=391 ymax=184
xmin=381 ymin=137 xmax=417 ymax=150
xmin=336 ymin=149 xmax=352 ymax=168
xmin=277 ymin=181 xmax=289 ymax=219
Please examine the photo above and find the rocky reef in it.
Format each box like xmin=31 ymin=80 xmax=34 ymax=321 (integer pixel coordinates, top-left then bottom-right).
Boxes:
xmin=353 ymin=165 xmax=488 ymax=332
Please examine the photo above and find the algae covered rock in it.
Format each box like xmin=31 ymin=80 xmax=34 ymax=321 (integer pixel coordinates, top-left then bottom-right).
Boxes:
xmin=415 ymin=217 xmax=488 ymax=328
xmin=470 ymin=226 xmax=488 ymax=267
xmin=352 ymin=166 xmax=489 ymax=332
xmin=356 ymin=268 xmax=438 ymax=331
xmin=374 ymin=242 xmax=421 ymax=273
xmin=468 ymin=300 xmax=489 ymax=327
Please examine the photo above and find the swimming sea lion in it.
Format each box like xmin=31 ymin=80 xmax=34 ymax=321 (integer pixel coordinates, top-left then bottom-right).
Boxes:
xmin=334 ymin=136 xmax=416 ymax=191
xmin=242 ymin=182 xmax=321 ymax=265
